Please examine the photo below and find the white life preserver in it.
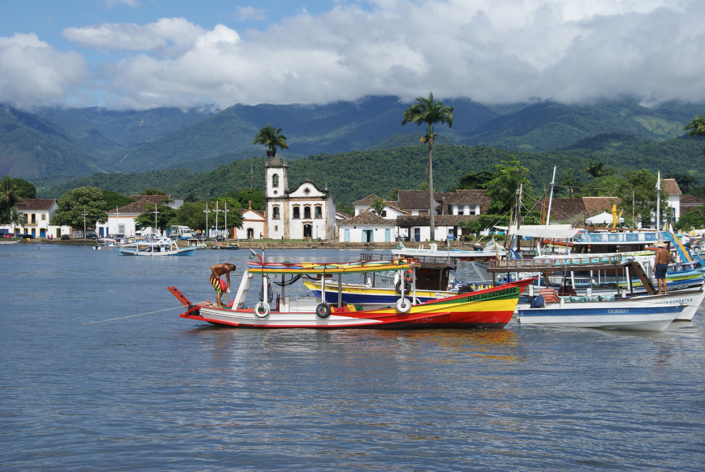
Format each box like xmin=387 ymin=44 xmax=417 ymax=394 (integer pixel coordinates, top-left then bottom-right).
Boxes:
xmin=254 ymin=302 xmax=270 ymax=318
xmin=396 ymin=297 xmax=411 ymax=313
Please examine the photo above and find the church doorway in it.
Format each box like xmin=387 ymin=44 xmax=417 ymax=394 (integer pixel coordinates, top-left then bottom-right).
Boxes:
xmin=247 ymin=228 xmax=254 ymax=239
xmin=303 ymin=224 xmax=312 ymax=238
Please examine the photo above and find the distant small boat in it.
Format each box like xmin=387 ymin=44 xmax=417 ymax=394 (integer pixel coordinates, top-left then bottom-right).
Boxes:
xmin=116 ymin=238 xmax=197 ymax=256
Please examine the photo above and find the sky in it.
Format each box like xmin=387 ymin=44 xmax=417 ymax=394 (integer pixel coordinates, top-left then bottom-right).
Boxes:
xmin=1 ymin=0 xmax=705 ymax=110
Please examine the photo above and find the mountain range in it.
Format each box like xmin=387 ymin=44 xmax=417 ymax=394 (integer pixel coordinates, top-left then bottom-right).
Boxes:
xmin=2 ymin=96 xmax=702 ymax=184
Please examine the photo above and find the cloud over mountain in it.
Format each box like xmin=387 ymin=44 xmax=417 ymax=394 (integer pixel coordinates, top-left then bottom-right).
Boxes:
xmin=3 ymin=0 xmax=705 ymax=110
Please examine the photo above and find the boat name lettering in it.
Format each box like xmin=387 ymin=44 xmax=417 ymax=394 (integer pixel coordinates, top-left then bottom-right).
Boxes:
xmin=467 ymin=287 xmax=517 ymax=301
xmin=608 ymin=309 xmax=629 ymax=314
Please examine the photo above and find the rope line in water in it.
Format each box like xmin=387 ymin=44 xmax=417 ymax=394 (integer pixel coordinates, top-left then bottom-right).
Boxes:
xmin=82 ymin=305 xmax=195 ymax=325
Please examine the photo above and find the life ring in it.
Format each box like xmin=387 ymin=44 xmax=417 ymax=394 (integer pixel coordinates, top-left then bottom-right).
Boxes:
xmin=316 ymin=303 xmax=331 ymax=319
xmin=395 ymin=280 xmax=412 ymax=294
xmin=254 ymin=302 xmax=270 ymax=318
xmin=396 ymin=297 xmax=411 ymax=313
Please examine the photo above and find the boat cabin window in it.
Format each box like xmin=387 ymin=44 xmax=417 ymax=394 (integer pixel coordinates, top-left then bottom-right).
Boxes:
xmin=414 ymin=268 xmax=448 ymax=291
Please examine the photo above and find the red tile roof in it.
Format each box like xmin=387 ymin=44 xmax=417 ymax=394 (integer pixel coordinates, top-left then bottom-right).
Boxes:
xmin=662 ymin=178 xmax=682 ymax=196
xmin=352 ymin=194 xmax=383 ymax=205
xmin=339 ymin=210 xmax=393 ymax=226
xmin=581 ymin=197 xmax=621 ymax=216
xmin=14 ymin=199 xmax=56 ymax=211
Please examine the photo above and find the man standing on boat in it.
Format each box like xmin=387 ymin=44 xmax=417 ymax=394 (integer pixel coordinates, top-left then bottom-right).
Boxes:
xmin=210 ymin=263 xmax=236 ymax=308
xmin=654 ymin=240 xmax=670 ymax=295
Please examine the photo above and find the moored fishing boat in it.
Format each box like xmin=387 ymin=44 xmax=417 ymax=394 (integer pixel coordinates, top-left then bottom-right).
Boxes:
xmin=517 ymin=295 xmax=686 ymax=331
xmin=168 ymin=254 xmax=533 ymax=329
xmin=116 ymin=238 xmax=197 ymax=256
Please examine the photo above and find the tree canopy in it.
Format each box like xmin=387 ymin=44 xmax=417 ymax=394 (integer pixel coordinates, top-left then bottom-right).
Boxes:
xmin=485 ymin=156 xmax=532 ymax=213
xmin=253 ymin=124 xmax=289 ymax=157
xmin=135 ymin=204 xmax=177 ymax=233
xmin=52 ymin=186 xmax=108 ymax=227
xmin=615 ymin=169 xmax=668 ymax=227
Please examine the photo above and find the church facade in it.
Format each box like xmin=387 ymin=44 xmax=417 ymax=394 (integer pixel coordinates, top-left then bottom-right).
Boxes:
xmin=265 ymin=155 xmax=336 ymax=240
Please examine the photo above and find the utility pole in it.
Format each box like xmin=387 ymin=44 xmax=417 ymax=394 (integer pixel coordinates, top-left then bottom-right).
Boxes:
xmin=82 ymin=206 xmax=87 ymax=239
xmin=203 ymin=203 xmax=210 ymax=239
xmin=115 ymin=206 xmax=119 ymax=237
xmin=214 ymin=201 xmax=222 ymax=239
xmin=151 ymin=204 xmax=159 ymax=236
xmin=656 ymin=171 xmax=661 ymax=231
xmin=224 ymin=202 xmax=229 ymax=241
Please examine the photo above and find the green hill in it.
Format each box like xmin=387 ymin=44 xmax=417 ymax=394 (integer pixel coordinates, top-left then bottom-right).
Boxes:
xmin=40 ymin=137 xmax=705 ymax=205
xmin=0 ymin=105 xmax=111 ymax=179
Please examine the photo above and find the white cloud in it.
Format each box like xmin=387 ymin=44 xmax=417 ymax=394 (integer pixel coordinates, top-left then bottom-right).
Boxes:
xmin=234 ymin=6 xmax=267 ymax=22
xmin=0 ymin=33 xmax=90 ymax=108
xmin=103 ymin=0 xmax=139 ymax=9
xmin=12 ymin=0 xmax=705 ymax=109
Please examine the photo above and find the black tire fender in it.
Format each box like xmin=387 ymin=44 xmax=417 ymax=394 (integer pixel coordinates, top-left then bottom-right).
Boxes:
xmin=316 ymin=303 xmax=331 ymax=319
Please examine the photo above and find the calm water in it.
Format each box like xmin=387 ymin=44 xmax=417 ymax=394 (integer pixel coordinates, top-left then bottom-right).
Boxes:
xmin=1 ymin=244 xmax=704 ymax=470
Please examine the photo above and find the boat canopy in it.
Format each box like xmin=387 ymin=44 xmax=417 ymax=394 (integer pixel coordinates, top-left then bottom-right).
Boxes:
xmin=246 ymin=259 xmax=414 ymax=275
xmin=495 ymin=224 xmax=580 ymax=240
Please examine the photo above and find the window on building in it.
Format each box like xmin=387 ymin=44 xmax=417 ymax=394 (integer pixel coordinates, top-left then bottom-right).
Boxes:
xmin=315 ymin=206 xmax=322 ymax=218
xmin=272 ymin=174 xmax=279 ymax=188
xmin=273 ymin=206 xmax=280 ymax=219
xmin=293 ymin=206 xmax=300 ymax=219
xmin=381 ymin=210 xmax=387 ymax=217
xmin=464 ymin=206 xmax=469 ymax=216
xmin=41 ymin=213 xmax=46 ymax=221
xmin=304 ymin=206 xmax=311 ymax=219
xmin=31 ymin=214 xmax=36 ymax=224
xmin=118 ymin=224 xmax=125 ymax=234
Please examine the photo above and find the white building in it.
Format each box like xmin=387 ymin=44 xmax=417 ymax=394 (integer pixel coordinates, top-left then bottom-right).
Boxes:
xmin=12 ymin=199 xmax=69 ymax=238
xmin=338 ymin=210 xmax=396 ymax=242
xmin=663 ymin=178 xmax=682 ymax=221
xmin=100 ymin=195 xmax=176 ymax=237
xmin=232 ymin=205 xmax=266 ymax=240
xmin=265 ymin=155 xmax=336 ymax=240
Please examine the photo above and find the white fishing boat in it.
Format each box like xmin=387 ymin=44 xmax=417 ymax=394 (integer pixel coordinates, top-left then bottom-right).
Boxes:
xmin=115 ymin=238 xmax=197 ymax=256
xmin=517 ymin=294 xmax=686 ymax=331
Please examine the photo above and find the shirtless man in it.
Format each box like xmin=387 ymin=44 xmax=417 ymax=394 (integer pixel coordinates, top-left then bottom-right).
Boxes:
xmin=653 ymin=240 xmax=670 ymax=295
xmin=210 ymin=263 xmax=236 ymax=308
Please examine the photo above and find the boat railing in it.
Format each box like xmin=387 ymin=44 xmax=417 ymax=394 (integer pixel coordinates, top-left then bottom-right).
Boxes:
xmin=488 ymin=255 xmax=627 ymax=272
xmin=576 ymin=231 xmax=660 ymax=244
xmin=360 ymin=252 xmax=457 ymax=269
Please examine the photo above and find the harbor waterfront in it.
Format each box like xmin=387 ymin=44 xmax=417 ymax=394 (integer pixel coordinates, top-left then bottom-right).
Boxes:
xmin=2 ymin=245 xmax=705 ymax=470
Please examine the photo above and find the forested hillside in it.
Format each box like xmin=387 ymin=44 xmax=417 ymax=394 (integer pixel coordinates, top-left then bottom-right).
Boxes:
xmin=40 ymin=137 xmax=705 ymax=205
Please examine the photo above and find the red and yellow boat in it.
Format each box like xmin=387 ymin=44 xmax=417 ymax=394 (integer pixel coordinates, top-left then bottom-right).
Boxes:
xmin=169 ymin=254 xmax=532 ymax=329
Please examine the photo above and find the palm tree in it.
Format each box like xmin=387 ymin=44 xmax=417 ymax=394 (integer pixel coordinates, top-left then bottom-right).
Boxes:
xmin=252 ymin=124 xmax=289 ymax=157
xmin=583 ymin=161 xmax=613 ymax=178
xmin=10 ymin=208 xmax=25 ymax=233
xmin=685 ymin=115 xmax=705 ymax=154
xmin=401 ymin=93 xmax=454 ymax=241
xmin=0 ymin=175 xmax=23 ymax=216
xmin=561 ymin=170 xmax=578 ymax=198
xmin=371 ymin=198 xmax=387 ymax=216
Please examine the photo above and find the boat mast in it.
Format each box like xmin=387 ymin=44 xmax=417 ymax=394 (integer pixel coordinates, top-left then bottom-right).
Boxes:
xmin=656 ymin=171 xmax=661 ymax=231
xmin=545 ymin=165 xmax=557 ymax=227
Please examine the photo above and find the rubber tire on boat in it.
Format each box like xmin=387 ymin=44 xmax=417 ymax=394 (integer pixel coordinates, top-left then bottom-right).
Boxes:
xmin=316 ymin=303 xmax=331 ymax=319
xmin=395 ymin=280 xmax=412 ymax=294
xmin=458 ymin=285 xmax=474 ymax=294
xmin=396 ymin=298 xmax=411 ymax=313
xmin=254 ymin=302 xmax=270 ymax=318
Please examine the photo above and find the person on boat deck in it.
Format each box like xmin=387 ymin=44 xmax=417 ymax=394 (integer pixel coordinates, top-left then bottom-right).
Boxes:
xmin=654 ymin=240 xmax=670 ymax=295
xmin=210 ymin=263 xmax=236 ymax=308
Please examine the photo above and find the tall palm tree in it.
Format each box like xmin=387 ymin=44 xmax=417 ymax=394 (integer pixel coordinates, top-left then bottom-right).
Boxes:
xmin=10 ymin=208 xmax=25 ymax=232
xmin=561 ymin=170 xmax=578 ymax=198
xmin=371 ymin=198 xmax=387 ymax=216
xmin=0 ymin=175 xmax=23 ymax=217
xmin=583 ymin=161 xmax=613 ymax=178
xmin=252 ymin=124 xmax=289 ymax=157
xmin=685 ymin=115 xmax=705 ymax=154
xmin=401 ymin=93 xmax=454 ymax=241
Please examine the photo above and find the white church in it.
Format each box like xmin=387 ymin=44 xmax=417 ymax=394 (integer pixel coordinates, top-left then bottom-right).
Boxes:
xmin=265 ymin=155 xmax=337 ymax=240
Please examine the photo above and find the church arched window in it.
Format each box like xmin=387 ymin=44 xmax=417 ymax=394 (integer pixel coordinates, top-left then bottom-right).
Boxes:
xmin=272 ymin=174 xmax=279 ymax=188
xmin=293 ymin=206 xmax=300 ymax=219
xmin=304 ymin=206 xmax=311 ymax=219
xmin=272 ymin=206 xmax=280 ymax=220
xmin=315 ymin=206 xmax=322 ymax=218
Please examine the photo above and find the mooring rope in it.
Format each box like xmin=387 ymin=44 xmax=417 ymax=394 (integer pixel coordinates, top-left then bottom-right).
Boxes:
xmin=81 ymin=304 xmax=202 ymax=325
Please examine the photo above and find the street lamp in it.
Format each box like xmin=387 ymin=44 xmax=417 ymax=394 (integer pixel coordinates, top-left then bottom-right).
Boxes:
xmin=203 ymin=203 xmax=210 ymax=239
xmin=213 ymin=201 xmax=222 ymax=239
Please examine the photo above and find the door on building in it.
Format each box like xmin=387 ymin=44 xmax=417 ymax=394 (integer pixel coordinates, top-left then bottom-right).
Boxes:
xmin=303 ymin=224 xmax=312 ymax=238
xmin=362 ymin=229 xmax=373 ymax=242
xmin=344 ymin=229 xmax=350 ymax=242
xmin=56 ymin=228 xmax=62 ymax=237
xmin=99 ymin=227 xmax=104 ymax=237
xmin=385 ymin=228 xmax=390 ymax=242
xmin=247 ymin=228 xmax=254 ymax=239
xmin=40 ymin=229 xmax=46 ymax=238
xmin=414 ymin=228 xmax=421 ymax=242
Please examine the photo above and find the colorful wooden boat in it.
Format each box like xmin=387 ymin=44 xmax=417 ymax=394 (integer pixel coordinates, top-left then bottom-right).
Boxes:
xmin=169 ymin=255 xmax=533 ymax=329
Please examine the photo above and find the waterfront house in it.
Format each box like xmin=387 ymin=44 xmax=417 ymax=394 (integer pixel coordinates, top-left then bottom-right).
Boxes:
xmin=100 ymin=195 xmax=176 ymax=237
xmin=231 ymin=203 xmax=266 ymax=240
xmin=13 ymin=199 xmax=69 ymax=238
xmin=338 ymin=210 xmax=396 ymax=243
